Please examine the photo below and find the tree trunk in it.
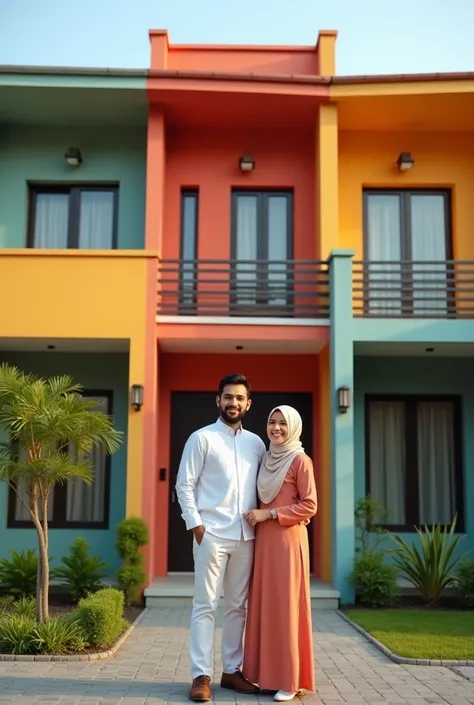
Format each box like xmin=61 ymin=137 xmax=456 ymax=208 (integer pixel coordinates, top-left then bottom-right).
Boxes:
xmin=30 ymin=494 xmax=49 ymax=622
xmin=40 ymin=493 xmax=50 ymax=622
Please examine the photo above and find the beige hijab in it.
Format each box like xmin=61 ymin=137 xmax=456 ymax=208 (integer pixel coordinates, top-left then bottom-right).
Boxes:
xmin=257 ymin=405 xmax=305 ymax=505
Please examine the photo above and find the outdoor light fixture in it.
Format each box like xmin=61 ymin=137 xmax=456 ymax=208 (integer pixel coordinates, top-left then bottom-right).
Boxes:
xmin=239 ymin=153 xmax=255 ymax=172
xmin=337 ymin=386 xmax=351 ymax=414
xmin=131 ymin=384 xmax=144 ymax=411
xmin=65 ymin=147 xmax=83 ymax=167
xmin=396 ymin=152 xmax=414 ymax=171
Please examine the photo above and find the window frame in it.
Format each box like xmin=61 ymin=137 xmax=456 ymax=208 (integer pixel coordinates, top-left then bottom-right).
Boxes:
xmin=179 ymin=189 xmax=199 ymax=309
xmin=7 ymin=390 xmax=113 ymax=530
xmin=230 ymin=190 xmax=294 ymax=262
xmin=364 ymin=393 xmax=464 ymax=533
xmin=27 ymin=184 xmax=119 ymax=250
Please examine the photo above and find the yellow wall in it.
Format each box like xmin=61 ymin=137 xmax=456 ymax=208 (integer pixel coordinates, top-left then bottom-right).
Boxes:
xmin=0 ymin=250 xmax=155 ymax=517
xmin=338 ymin=130 xmax=474 ymax=259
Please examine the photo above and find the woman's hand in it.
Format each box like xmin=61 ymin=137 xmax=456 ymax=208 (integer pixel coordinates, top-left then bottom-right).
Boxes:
xmin=244 ymin=509 xmax=272 ymax=526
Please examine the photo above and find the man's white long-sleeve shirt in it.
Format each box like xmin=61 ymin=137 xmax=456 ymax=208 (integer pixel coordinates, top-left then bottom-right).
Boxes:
xmin=176 ymin=418 xmax=266 ymax=541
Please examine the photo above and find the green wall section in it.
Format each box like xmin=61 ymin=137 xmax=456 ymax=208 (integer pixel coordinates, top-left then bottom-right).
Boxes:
xmin=354 ymin=355 xmax=474 ymax=556
xmin=0 ymin=125 xmax=146 ymax=249
xmin=0 ymin=352 xmax=129 ymax=574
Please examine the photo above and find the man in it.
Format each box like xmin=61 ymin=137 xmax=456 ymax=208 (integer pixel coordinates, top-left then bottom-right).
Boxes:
xmin=176 ymin=373 xmax=266 ymax=702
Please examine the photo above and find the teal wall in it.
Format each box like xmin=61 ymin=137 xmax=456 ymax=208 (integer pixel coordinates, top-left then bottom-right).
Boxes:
xmin=354 ymin=356 xmax=474 ymax=556
xmin=0 ymin=125 xmax=146 ymax=249
xmin=0 ymin=352 xmax=129 ymax=574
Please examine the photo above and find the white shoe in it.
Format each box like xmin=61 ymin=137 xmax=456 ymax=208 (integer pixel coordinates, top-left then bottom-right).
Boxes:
xmin=274 ymin=691 xmax=299 ymax=702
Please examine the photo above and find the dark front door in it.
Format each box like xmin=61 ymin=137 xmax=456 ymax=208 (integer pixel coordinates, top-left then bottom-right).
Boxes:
xmin=167 ymin=391 xmax=313 ymax=572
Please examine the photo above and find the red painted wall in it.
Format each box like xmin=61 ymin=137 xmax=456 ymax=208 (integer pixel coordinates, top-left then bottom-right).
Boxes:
xmin=154 ymin=352 xmax=322 ymax=577
xmin=163 ymin=126 xmax=317 ymax=260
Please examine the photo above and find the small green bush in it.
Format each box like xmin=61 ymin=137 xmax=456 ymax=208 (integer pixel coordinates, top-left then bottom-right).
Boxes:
xmin=390 ymin=518 xmax=463 ymax=605
xmin=32 ymin=615 xmax=88 ymax=654
xmin=116 ymin=517 xmax=148 ymax=605
xmin=0 ymin=549 xmax=38 ymax=598
xmin=0 ymin=615 xmax=36 ymax=654
xmin=0 ymin=595 xmax=14 ymax=617
xmin=77 ymin=587 xmax=124 ymax=648
xmin=11 ymin=596 xmax=36 ymax=619
xmin=350 ymin=551 xmax=399 ymax=608
xmin=55 ymin=537 xmax=109 ymax=603
xmin=457 ymin=558 xmax=474 ymax=608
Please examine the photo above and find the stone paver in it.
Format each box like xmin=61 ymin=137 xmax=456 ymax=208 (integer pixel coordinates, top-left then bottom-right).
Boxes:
xmin=0 ymin=608 xmax=473 ymax=705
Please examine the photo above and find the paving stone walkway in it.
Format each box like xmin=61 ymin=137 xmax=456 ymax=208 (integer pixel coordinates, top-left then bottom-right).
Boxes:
xmin=0 ymin=608 xmax=473 ymax=705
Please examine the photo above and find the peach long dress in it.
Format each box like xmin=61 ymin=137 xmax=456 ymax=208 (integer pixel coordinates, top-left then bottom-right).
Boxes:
xmin=243 ymin=454 xmax=317 ymax=693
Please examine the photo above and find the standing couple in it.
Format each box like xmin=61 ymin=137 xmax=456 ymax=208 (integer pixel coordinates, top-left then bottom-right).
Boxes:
xmin=176 ymin=373 xmax=318 ymax=703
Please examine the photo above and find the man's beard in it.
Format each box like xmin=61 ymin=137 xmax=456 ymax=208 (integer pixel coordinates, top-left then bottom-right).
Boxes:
xmin=220 ymin=405 xmax=248 ymax=425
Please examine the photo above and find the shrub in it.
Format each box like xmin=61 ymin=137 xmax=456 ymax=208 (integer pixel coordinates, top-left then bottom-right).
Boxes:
xmin=390 ymin=517 xmax=464 ymax=605
xmin=77 ymin=587 xmax=124 ymax=648
xmin=0 ymin=549 xmax=38 ymax=598
xmin=0 ymin=595 xmax=14 ymax=617
xmin=0 ymin=615 xmax=36 ymax=654
xmin=349 ymin=551 xmax=399 ymax=608
xmin=11 ymin=596 xmax=36 ymax=619
xmin=32 ymin=615 xmax=88 ymax=654
xmin=457 ymin=558 xmax=474 ymax=608
xmin=355 ymin=496 xmax=391 ymax=553
xmin=55 ymin=537 xmax=109 ymax=603
xmin=116 ymin=517 xmax=148 ymax=606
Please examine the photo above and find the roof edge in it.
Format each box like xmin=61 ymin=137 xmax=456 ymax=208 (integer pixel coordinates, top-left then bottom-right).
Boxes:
xmin=332 ymin=71 xmax=474 ymax=85
xmin=0 ymin=65 xmax=148 ymax=78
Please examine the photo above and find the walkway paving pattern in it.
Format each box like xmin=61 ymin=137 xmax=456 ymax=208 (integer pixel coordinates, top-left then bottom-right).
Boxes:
xmin=0 ymin=608 xmax=473 ymax=705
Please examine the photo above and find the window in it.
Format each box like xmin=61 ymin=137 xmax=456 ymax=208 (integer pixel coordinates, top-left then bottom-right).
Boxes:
xmin=180 ymin=190 xmax=199 ymax=306
xmin=365 ymin=395 xmax=464 ymax=531
xmin=28 ymin=186 xmax=118 ymax=249
xmin=231 ymin=191 xmax=293 ymax=307
xmin=363 ymin=190 xmax=451 ymax=315
xmin=8 ymin=393 xmax=112 ymax=529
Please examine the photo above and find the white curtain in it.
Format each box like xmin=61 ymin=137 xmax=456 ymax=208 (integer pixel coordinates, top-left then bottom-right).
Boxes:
xmin=66 ymin=396 xmax=108 ymax=523
xmin=78 ymin=191 xmax=114 ymax=249
xmin=267 ymin=196 xmax=288 ymax=306
xmin=369 ymin=401 xmax=406 ymax=524
xmin=235 ymin=196 xmax=258 ymax=304
xmin=33 ymin=194 xmax=69 ymax=248
xmin=366 ymin=195 xmax=402 ymax=314
xmin=417 ymin=401 xmax=455 ymax=525
xmin=410 ymin=195 xmax=448 ymax=314
xmin=66 ymin=445 xmax=106 ymax=523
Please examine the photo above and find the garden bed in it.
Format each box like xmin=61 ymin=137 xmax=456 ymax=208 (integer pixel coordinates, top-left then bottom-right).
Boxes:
xmin=342 ymin=608 xmax=474 ymax=662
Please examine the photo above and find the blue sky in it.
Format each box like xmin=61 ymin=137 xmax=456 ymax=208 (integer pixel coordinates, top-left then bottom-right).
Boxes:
xmin=1 ymin=0 xmax=473 ymax=76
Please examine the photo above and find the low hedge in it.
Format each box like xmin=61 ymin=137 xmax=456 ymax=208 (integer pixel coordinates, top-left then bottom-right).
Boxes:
xmin=77 ymin=587 xmax=125 ymax=648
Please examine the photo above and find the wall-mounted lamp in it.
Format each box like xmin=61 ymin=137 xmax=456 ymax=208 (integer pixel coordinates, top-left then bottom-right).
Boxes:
xmin=239 ymin=153 xmax=255 ymax=172
xmin=131 ymin=384 xmax=144 ymax=411
xmin=337 ymin=386 xmax=351 ymax=414
xmin=396 ymin=152 xmax=414 ymax=171
xmin=65 ymin=147 xmax=83 ymax=167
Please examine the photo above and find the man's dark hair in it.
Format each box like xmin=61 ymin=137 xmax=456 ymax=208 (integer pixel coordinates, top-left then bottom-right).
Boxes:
xmin=217 ymin=373 xmax=251 ymax=398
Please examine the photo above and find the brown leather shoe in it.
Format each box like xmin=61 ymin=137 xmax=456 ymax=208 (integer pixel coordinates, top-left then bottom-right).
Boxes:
xmin=189 ymin=675 xmax=211 ymax=702
xmin=220 ymin=670 xmax=259 ymax=694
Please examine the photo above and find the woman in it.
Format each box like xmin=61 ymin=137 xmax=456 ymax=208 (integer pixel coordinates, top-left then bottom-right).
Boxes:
xmin=243 ymin=405 xmax=317 ymax=702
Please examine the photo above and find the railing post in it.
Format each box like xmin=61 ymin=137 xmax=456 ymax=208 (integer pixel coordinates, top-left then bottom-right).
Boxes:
xmin=328 ymin=249 xmax=355 ymax=604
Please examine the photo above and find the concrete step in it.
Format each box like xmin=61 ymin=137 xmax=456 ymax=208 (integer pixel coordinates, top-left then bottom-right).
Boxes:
xmin=144 ymin=575 xmax=340 ymax=610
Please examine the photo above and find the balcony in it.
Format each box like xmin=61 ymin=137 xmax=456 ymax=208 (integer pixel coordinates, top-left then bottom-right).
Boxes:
xmin=353 ymin=260 xmax=474 ymax=318
xmin=157 ymin=259 xmax=330 ymax=319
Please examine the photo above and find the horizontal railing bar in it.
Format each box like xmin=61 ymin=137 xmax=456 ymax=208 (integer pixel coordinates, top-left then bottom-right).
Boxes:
xmin=159 ymin=258 xmax=329 ymax=265
xmin=353 ymin=259 xmax=474 ymax=266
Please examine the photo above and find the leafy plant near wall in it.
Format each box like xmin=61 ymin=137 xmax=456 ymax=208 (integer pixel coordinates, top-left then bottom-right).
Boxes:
xmin=457 ymin=558 xmax=474 ymax=608
xmin=390 ymin=517 xmax=466 ymax=605
xmin=0 ymin=364 xmax=122 ymax=622
xmin=0 ymin=549 xmax=41 ymax=598
xmin=350 ymin=496 xmax=399 ymax=608
xmin=116 ymin=517 xmax=149 ymax=606
xmin=355 ymin=496 xmax=390 ymax=553
xmin=55 ymin=538 xmax=109 ymax=603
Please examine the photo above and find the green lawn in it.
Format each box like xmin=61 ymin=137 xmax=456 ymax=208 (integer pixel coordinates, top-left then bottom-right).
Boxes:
xmin=345 ymin=609 xmax=474 ymax=660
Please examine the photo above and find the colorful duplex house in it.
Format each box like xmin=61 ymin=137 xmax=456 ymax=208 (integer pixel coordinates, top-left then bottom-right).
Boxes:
xmin=1 ymin=31 xmax=473 ymax=605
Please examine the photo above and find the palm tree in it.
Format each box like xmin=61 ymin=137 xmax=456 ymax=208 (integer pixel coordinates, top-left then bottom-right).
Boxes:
xmin=0 ymin=364 xmax=122 ymax=622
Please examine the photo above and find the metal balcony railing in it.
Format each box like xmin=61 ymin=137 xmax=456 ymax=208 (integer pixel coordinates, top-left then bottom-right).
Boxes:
xmin=353 ymin=260 xmax=474 ymax=318
xmin=157 ymin=259 xmax=330 ymax=318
